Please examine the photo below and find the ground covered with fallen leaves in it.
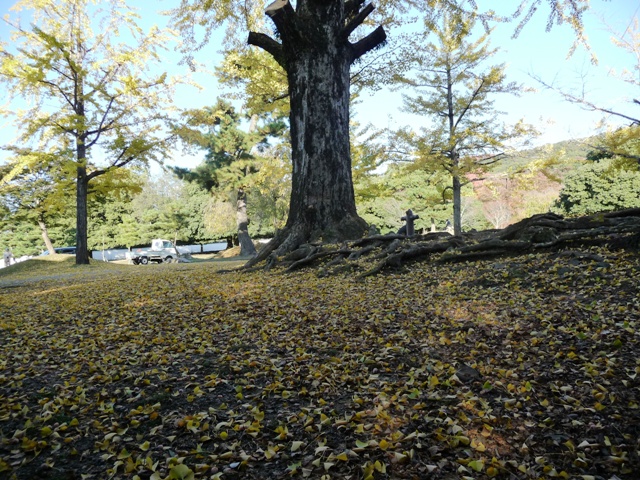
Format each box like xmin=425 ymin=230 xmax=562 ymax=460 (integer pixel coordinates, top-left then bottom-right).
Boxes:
xmin=1 ymin=248 xmax=639 ymax=479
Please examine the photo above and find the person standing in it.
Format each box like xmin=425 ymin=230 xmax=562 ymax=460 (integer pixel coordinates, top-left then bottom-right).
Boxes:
xmin=3 ymin=248 xmax=13 ymax=267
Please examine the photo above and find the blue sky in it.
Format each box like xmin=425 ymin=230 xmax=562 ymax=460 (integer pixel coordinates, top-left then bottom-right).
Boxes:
xmin=355 ymin=0 xmax=640 ymax=147
xmin=1 ymin=0 xmax=639 ymax=171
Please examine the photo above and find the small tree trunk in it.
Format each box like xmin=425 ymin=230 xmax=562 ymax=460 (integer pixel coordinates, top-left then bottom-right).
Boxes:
xmin=76 ymin=167 xmax=91 ymax=264
xmin=453 ymin=174 xmax=462 ymax=236
xmin=38 ymin=216 xmax=55 ymax=254
xmin=448 ymin=66 xmax=462 ymax=237
xmin=237 ymin=187 xmax=257 ymax=256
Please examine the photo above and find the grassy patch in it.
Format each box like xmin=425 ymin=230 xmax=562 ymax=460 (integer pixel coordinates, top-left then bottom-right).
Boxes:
xmin=0 ymin=255 xmax=125 ymax=279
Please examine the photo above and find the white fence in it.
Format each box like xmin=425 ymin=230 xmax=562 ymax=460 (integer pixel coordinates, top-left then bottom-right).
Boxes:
xmin=91 ymin=242 xmax=228 ymax=262
xmin=91 ymin=248 xmax=130 ymax=262
xmin=0 ymin=242 xmax=229 ymax=266
xmin=1 ymin=255 xmax=32 ymax=269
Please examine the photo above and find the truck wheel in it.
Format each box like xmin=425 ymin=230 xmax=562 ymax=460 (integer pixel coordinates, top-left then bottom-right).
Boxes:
xmin=164 ymin=256 xmax=173 ymax=263
xmin=140 ymin=257 xmax=149 ymax=265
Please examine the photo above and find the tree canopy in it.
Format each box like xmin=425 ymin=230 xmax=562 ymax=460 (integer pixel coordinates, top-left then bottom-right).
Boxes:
xmin=173 ymin=100 xmax=287 ymax=255
xmin=554 ymin=157 xmax=640 ymax=216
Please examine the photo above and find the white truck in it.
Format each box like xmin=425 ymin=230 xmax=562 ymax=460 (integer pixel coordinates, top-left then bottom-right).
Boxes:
xmin=127 ymin=239 xmax=182 ymax=265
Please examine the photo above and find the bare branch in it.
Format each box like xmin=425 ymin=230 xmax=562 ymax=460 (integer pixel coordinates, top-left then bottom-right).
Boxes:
xmin=475 ymin=152 xmax=505 ymax=165
xmin=532 ymin=73 xmax=640 ymax=125
xmin=36 ymin=77 xmax=75 ymax=110
xmin=247 ymin=32 xmax=285 ymax=68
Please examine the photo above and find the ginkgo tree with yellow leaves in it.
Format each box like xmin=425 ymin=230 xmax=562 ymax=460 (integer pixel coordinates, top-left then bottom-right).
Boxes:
xmin=0 ymin=0 xmax=185 ymax=264
xmin=391 ymin=12 xmax=536 ymax=236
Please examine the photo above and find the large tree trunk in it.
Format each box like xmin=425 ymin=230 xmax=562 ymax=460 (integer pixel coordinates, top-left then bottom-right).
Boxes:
xmin=246 ymin=0 xmax=385 ymax=267
xmin=237 ymin=187 xmax=257 ymax=256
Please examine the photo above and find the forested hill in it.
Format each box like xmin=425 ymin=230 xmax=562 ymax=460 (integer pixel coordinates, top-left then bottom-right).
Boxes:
xmin=464 ymin=136 xmax=596 ymax=231
xmin=492 ymin=137 xmax=594 ymax=175
xmin=357 ymin=135 xmax=602 ymax=235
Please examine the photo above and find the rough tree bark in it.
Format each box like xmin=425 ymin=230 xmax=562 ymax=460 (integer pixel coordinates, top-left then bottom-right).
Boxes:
xmin=245 ymin=0 xmax=386 ymax=267
xmin=75 ymin=169 xmax=91 ymax=264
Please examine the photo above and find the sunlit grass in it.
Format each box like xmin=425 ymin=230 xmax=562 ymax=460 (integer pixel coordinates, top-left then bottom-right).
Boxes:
xmin=0 ymin=254 xmax=249 ymax=284
xmin=0 ymin=254 xmax=129 ymax=282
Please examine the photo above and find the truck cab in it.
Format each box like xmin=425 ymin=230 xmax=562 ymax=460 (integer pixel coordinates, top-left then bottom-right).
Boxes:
xmin=127 ymin=239 xmax=180 ymax=265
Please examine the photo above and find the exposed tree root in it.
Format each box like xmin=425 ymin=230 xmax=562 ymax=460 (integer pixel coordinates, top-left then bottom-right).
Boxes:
xmin=243 ymin=225 xmax=309 ymax=270
xmin=287 ymin=247 xmax=351 ymax=272
xmin=241 ymin=209 xmax=640 ymax=277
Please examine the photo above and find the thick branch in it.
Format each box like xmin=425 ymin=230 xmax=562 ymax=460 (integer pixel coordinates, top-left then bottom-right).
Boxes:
xmin=344 ymin=0 xmax=366 ymax=17
xmin=350 ymin=25 xmax=386 ymax=63
xmin=265 ymin=0 xmax=298 ymax=43
xmin=247 ymin=32 xmax=285 ymax=68
xmin=266 ymin=0 xmax=294 ymax=18
xmin=343 ymin=3 xmax=374 ymax=39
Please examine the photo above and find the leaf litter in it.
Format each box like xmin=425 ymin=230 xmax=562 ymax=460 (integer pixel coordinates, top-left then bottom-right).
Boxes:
xmin=0 ymin=247 xmax=638 ymax=479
